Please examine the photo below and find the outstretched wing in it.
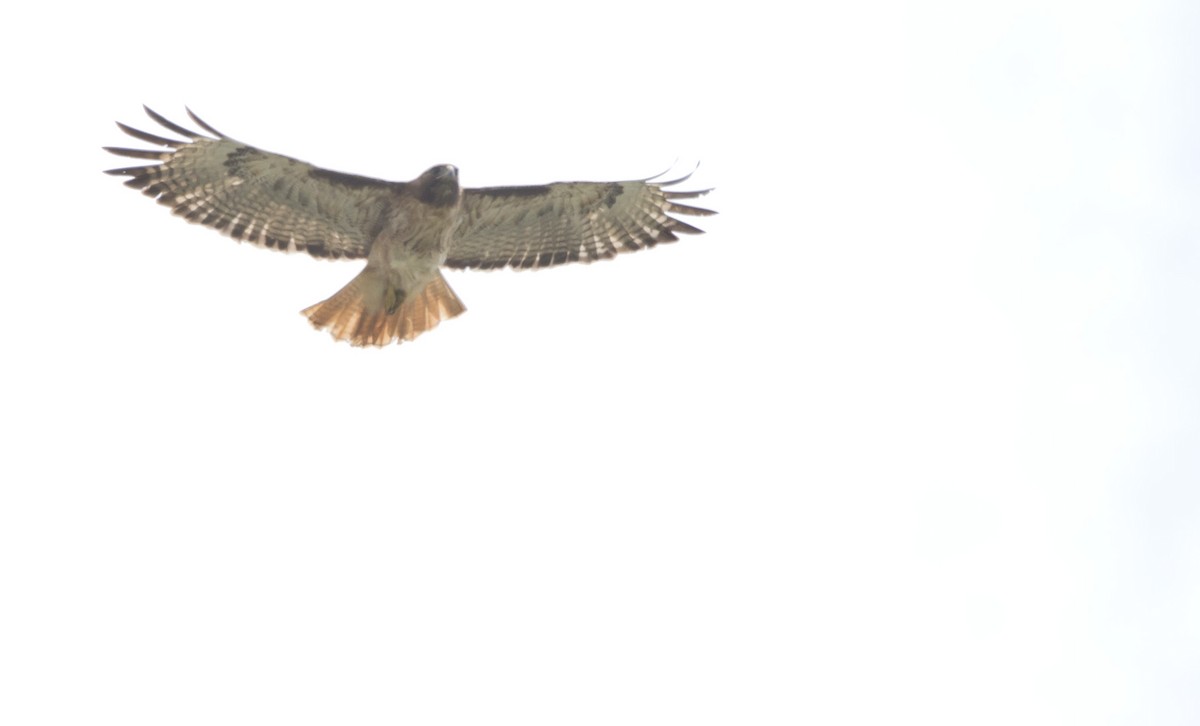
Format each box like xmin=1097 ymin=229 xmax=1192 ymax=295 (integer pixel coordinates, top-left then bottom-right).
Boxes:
xmin=104 ymin=107 xmax=398 ymax=260
xmin=444 ymin=172 xmax=714 ymax=270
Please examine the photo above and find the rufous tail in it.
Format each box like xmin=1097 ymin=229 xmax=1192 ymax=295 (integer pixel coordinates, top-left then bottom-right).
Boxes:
xmin=301 ymin=268 xmax=466 ymax=346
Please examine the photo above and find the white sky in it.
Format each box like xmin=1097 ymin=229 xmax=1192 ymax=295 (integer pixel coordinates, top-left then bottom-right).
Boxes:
xmin=1 ymin=1 xmax=1198 ymax=724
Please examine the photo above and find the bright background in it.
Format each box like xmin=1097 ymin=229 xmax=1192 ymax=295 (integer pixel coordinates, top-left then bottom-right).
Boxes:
xmin=1 ymin=1 xmax=1197 ymax=724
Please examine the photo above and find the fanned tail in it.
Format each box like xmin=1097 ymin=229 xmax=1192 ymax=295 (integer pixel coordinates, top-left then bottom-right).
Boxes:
xmin=302 ymin=268 xmax=465 ymax=346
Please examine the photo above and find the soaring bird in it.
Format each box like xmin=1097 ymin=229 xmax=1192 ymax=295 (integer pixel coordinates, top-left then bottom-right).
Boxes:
xmin=105 ymin=107 xmax=714 ymax=346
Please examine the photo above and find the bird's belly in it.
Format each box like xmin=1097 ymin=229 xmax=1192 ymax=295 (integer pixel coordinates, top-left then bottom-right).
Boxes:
xmin=369 ymin=234 xmax=445 ymax=297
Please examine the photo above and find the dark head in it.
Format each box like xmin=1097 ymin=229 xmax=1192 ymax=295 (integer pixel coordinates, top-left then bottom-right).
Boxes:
xmin=414 ymin=164 xmax=461 ymax=207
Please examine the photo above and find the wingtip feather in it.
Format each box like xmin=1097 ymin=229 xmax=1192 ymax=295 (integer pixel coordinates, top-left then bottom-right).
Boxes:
xmin=103 ymin=165 xmax=153 ymax=176
xmin=185 ymin=107 xmax=226 ymax=138
xmin=668 ymin=217 xmax=707 ymax=235
xmin=116 ymin=121 xmax=183 ymax=147
xmin=652 ymin=161 xmax=703 ymax=187
xmin=666 ymin=201 xmax=717 ymax=217
xmin=103 ymin=146 xmax=170 ymax=160
xmin=143 ymin=106 xmax=205 ymax=139
xmin=663 ymin=188 xmax=713 ymax=200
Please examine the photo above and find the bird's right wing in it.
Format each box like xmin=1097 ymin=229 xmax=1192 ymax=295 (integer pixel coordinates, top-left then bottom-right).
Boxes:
xmin=104 ymin=107 xmax=399 ymax=260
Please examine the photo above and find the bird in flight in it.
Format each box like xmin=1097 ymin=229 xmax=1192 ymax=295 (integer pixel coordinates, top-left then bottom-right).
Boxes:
xmin=105 ymin=107 xmax=715 ymax=346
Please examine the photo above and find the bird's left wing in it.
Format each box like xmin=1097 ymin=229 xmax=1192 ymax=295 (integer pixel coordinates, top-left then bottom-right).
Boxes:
xmin=104 ymin=107 xmax=398 ymax=259
xmin=445 ymin=173 xmax=714 ymax=270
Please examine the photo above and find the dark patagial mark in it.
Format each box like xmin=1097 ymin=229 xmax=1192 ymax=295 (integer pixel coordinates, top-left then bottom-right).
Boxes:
xmin=474 ymin=185 xmax=552 ymax=199
xmin=309 ymin=167 xmax=392 ymax=190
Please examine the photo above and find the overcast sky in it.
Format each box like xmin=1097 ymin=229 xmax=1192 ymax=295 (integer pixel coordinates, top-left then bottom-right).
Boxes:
xmin=2 ymin=1 xmax=1198 ymax=724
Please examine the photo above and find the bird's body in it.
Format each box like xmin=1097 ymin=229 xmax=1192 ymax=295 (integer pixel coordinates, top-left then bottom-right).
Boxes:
xmin=105 ymin=108 xmax=713 ymax=346
xmin=300 ymin=164 xmax=466 ymax=345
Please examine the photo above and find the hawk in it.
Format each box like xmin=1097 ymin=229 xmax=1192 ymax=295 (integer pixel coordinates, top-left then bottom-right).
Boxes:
xmin=104 ymin=107 xmax=715 ymax=346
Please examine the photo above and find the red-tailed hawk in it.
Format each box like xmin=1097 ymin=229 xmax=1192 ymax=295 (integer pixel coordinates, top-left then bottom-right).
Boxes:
xmin=105 ymin=107 xmax=715 ymax=346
